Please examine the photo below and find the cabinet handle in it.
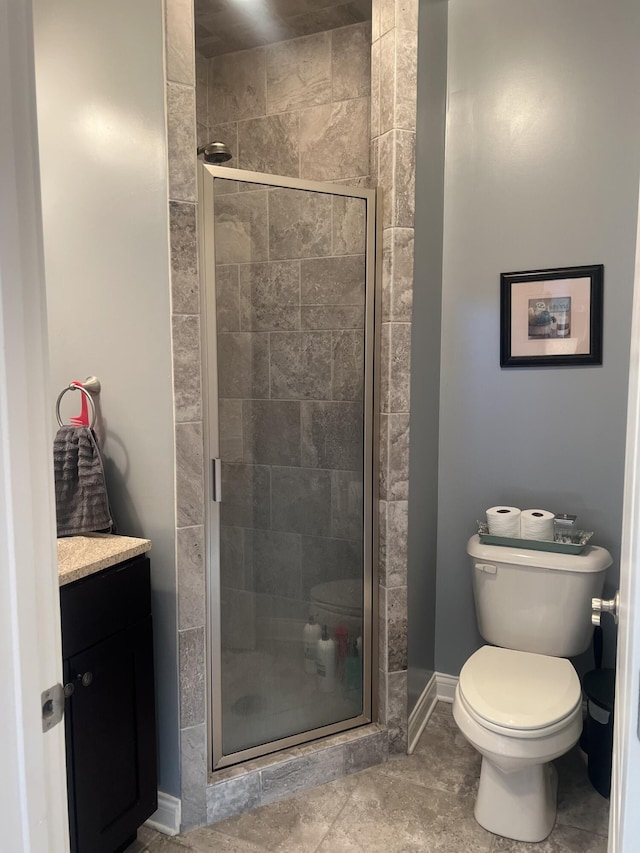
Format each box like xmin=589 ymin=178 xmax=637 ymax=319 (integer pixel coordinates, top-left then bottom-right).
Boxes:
xmin=63 ymin=682 xmax=75 ymax=698
xmin=77 ymin=672 xmax=93 ymax=688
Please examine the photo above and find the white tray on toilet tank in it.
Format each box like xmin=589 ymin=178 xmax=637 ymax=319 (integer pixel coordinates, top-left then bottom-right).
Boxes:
xmin=476 ymin=522 xmax=594 ymax=555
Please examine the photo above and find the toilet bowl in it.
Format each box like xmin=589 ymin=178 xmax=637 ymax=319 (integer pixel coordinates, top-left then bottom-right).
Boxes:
xmin=309 ymin=578 xmax=362 ymax=638
xmin=453 ymin=645 xmax=583 ymax=842
xmin=453 ymin=534 xmax=612 ymax=842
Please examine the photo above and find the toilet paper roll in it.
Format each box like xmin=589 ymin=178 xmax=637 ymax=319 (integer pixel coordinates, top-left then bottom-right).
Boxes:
xmin=486 ymin=506 xmax=521 ymax=538
xmin=521 ymin=509 xmax=555 ymax=541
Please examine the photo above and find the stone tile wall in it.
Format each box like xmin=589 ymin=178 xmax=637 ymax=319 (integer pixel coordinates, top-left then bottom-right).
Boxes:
xmin=164 ymin=0 xmax=209 ymax=831
xmin=198 ymin=22 xmax=371 ymax=185
xmin=371 ymin=0 xmax=418 ymax=754
xmin=196 ymin=52 xmax=209 ymax=149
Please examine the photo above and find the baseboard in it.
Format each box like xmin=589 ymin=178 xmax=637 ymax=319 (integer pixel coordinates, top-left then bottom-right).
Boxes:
xmin=145 ymin=791 xmax=181 ymax=836
xmin=408 ymin=672 xmax=438 ymax=754
xmin=435 ymin=672 xmax=459 ymax=703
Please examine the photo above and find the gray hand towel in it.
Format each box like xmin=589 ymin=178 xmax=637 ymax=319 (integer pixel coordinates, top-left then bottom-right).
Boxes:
xmin=54 ymin=425 xmax=113 ymax=537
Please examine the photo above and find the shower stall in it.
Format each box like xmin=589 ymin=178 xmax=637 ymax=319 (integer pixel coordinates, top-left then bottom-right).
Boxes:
xmin=200 ymin=164 xmax=378 ymax=769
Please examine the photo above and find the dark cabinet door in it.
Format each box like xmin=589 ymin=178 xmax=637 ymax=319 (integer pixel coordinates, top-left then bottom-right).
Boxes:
xmin=65 ymin=616 xmax=157 ymax=853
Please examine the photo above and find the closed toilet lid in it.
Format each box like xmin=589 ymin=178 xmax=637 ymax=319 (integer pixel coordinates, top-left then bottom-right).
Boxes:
xmin=310 ymin=579 xmax=363 ymax=617
xmin=459 ymin=646 xmax=581 ymax=731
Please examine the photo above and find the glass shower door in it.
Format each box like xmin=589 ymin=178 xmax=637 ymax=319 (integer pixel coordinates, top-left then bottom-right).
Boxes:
xmin=201 ymin=166 xmax=376 ymax=767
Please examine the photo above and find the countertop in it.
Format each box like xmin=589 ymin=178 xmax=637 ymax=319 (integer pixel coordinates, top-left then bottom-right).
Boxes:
xmin=58 ymin=533 xmax=151 ymax=586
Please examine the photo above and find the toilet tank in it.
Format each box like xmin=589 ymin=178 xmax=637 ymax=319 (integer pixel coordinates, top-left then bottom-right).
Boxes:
xmin=467 ymin=534 xmax=613 ymax=657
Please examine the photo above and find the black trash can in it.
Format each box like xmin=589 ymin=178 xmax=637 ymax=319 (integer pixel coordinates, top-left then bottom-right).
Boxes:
xmin=582 ymin=668 xmax=615 ymax=798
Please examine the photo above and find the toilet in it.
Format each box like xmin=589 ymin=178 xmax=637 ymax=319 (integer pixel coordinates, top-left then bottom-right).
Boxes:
xmin=453 ymin=534 xmax=612 ymax=842
xmin=309 ymin=578 xmax=363 ymax=638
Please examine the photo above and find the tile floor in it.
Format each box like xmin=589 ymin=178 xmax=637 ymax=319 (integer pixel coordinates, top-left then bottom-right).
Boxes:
xmin=127 ymin=702 xmax=609 ymax=853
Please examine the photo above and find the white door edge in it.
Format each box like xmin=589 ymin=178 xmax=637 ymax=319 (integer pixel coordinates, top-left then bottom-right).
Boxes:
xmin=0 ymin=0 xmax=69 ymax=849
xmin=611 ymin=180 xmax=640 ymax=852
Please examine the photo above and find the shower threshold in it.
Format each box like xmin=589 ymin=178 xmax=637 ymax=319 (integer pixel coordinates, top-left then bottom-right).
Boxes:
xmin=205 ymin=723 xmax=388 ymax=826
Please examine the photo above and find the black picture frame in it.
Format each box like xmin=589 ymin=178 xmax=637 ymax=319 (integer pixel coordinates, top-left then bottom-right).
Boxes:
xmin=500 ymin=264 xmax=603 ymax=367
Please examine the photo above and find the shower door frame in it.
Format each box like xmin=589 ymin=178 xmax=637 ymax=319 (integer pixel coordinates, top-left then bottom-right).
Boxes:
xmin=199 ymin=164 xmax=380 ymax=771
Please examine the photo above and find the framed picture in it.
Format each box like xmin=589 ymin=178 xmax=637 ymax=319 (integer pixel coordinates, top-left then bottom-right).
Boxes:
xmin=500 ymin=264 xmax=603 ymax=367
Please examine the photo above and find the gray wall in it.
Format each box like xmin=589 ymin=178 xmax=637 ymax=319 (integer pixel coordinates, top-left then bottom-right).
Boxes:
xmin=34 ymin=0 xmax=180 ymax=795
xmin=407 ymin=0 xmax=447 ymax=711
xmin=435 ymin=0 xmax=640 ymax=676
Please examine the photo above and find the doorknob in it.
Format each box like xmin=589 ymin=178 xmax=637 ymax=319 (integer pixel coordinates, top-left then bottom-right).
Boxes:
xmin=592 ymin=591 xmax=620 ymax=626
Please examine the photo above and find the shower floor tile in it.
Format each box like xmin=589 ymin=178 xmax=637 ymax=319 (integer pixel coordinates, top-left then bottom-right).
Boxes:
xmin=128 ymin=702 xmax=609 ymax=853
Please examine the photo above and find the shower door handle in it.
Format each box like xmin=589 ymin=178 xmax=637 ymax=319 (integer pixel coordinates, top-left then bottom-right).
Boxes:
xmin=211 ymin=458 xmax=222 ymax=502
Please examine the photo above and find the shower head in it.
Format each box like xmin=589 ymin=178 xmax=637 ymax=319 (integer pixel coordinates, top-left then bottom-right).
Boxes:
xmin=197 ymin=141 xmax=232 ymax=164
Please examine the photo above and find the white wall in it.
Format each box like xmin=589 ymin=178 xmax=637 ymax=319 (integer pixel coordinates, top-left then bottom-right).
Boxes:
xmin=0 ymin=0 xmax=70 ymax=845
xmin=435 ymin=0 xmax=640 ymax=675
xmin=33 ymin=0 xmax=180 ymax=795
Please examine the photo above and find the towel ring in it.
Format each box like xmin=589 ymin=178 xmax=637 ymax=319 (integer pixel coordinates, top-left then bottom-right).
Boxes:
xmin=56 ymin=384 xmax=97 ymax=428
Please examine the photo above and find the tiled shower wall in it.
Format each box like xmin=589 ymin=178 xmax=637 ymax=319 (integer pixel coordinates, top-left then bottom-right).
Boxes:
xmin=213 ymin=182 xmax=366 ymax=658
xmin=371 ymin=0 xmax=417 ymax=754
xmin=164 ymin=0 xmax=208 ymax=830
xmin=197 ymin=22 xmax=372 ymax=185
xmin=163 ymin=0 xmax=417 ymax=830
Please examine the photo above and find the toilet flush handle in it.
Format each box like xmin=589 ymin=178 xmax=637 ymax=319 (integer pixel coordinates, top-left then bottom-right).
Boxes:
xmin=592 ymin=591 xmax=620 ymax=626
xmin=474 ymin=562 xmax=497 ymax=575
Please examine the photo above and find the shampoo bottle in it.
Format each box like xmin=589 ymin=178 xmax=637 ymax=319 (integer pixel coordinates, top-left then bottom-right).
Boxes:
xmin=303 ymin=614 xmax=321 ymax=674
xmin=335 ymin=624 xmax=348 ymax=681
xmin=316 ymin=625 xmax=336 ymax=693
xmin=344 ymin=639 xmax=362 ymax=695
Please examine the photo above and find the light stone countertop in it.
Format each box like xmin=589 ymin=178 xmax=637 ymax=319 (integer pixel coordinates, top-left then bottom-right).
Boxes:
xmin=58 ymin=532 xmax=151 ymax=587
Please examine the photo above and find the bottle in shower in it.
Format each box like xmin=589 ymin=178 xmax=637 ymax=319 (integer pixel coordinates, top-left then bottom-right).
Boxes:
xmin=335 ymin=624 xmax=348 ymax=681
xmin=316 ymin=625 xmax=336 ymax=693
xmin=303 ymin=614 xmax=321 ymax=674
xmin=344 ymin=639 xmax=362 ymax=700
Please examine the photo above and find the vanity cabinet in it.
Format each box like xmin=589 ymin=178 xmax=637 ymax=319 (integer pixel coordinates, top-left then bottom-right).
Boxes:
xmin=60 ymin=555 xmax=157 ymax=853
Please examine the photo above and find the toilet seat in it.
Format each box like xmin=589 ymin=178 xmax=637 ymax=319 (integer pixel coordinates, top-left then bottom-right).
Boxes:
xmin=458 ymin=646 xmax=581 ymax=738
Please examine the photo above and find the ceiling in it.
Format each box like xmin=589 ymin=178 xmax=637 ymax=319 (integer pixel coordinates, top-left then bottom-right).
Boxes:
xmin=195 ymin=0 xmax=372 ymax=58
